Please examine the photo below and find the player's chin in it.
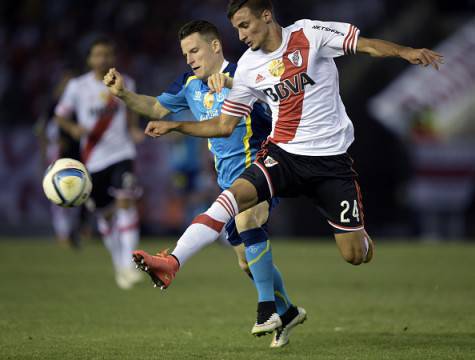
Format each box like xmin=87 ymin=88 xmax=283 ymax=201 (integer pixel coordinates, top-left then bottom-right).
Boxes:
xmin=194 ymin=70 xmax=206 ymax=80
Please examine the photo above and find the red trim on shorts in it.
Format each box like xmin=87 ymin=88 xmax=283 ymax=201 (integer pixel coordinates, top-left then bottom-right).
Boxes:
xmin=328 ymin=220 xmax=364 ymax=232
xmin=270 ymin=29 xmax=310 ymax=143
xmin=354 ymin=180 xmax=365 ymax=226
xmin=192 ymin=214 xmax=225 ymax=233
xmin=81 ymin=96 xmax=119 ymax=164
xmin=253 ymin=161 xmax=275 ymax=198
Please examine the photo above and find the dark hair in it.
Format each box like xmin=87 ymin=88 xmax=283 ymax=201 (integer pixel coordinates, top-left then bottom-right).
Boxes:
xmin=178 ymin=20 xmax=221 ymax=42
xmin=88 ymin=36 xmax=115 ymax=55
xmin=227 ymin=0 xmax=273 ymax=19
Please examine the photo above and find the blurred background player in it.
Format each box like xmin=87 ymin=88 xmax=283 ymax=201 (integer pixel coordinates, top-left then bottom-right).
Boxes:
xmin=104 ymin=21 xmax=306 ymax=346
xmin=35 ymin=69 xmax=84 ymax=249
xmin=55 ymin=38 xmax=144 ymax=289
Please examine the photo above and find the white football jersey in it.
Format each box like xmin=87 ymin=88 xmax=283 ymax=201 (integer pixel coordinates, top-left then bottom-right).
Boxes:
xmin=222 ymin=19 xmax=360 ymax=156
xmin=55 ymin=71 xmax=136 ymax=173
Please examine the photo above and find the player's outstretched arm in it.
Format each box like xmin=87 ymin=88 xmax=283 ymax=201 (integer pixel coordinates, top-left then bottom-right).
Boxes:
xmin=103 ymin=68 xmax=170 ymax=119
xmin=145 ymin=113 xmax=241 ymax=139
xmin=357 ymin=37 xmax=444 ymax=70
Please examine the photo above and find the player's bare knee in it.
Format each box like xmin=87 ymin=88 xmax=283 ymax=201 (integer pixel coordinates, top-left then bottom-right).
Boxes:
xmin=350 ymin=253 xmax=364 ymax=266
xmin=335 ymin=230 xmax=367 ymax=265
xmin=340 ymin=249 xmax=362 ymax=265
xmin=235 ymin=213 xmax=258 ymax=233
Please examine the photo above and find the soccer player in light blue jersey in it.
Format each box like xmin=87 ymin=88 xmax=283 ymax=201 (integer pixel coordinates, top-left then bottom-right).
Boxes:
xmin=104 ymin=20 xmax=306 ymax=347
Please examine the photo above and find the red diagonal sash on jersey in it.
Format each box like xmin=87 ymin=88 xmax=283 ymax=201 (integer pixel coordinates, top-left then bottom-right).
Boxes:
xmin=271 ymin=29 xmax=310 ymax=143
xmin=81 ymin=96 xmax=118 ymax=164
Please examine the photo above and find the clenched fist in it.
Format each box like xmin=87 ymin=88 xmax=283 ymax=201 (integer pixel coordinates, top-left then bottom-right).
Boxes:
xmin=144 ymin=120 xmax=179 ymax=138
xmin=103 ymin=68 xmax=126 ymax=97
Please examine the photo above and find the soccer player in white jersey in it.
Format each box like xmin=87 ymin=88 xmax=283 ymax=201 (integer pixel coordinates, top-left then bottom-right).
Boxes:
xmin=55 ymin=38 xmax=144 ymax=289
xmin=131 ymin=0 xmax=444 ymax=332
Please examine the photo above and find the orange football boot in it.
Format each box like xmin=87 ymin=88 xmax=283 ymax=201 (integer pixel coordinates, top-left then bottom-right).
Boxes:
xmin=132 ymin=249 xmax=179 ymax=289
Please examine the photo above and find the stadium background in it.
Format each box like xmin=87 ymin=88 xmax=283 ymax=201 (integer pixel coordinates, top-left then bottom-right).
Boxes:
xmin=0 ymin=0 xmax=474 ymax=240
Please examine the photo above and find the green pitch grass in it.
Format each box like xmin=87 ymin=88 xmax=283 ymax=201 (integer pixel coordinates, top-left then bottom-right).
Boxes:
xmin=0 ymin=238 xmax=474 ymax=359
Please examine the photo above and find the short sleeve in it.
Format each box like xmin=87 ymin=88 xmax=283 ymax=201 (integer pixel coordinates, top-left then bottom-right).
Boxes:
xmin=301 ymin=19 xmax=360 ymax=58
xmin=222 ymin=66 xmax=258 ymax=118
xmin=156 ymin=73 xmax=190 ymax=113
xmin=54 ymin=79 xmax=77 ymax=117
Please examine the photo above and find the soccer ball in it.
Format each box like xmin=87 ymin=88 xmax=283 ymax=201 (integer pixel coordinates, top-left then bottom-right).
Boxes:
xmin=42 ymin=158 xmax=92 ymax=207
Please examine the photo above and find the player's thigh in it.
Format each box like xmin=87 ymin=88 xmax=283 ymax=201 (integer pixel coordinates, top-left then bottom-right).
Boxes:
xmin=235 ymin=201 xmax=270 ymax=233
xmin=228 ymin=178 xmax=260 ymax=212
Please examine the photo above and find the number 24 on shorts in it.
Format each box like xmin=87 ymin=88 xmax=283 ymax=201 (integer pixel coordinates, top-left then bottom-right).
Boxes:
xmin=340 ymin=200 xmax=360 ymax=223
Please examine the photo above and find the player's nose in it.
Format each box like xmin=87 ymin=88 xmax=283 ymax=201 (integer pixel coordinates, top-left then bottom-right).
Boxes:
xmin=239 ymin=32 xmax=247 ymax=42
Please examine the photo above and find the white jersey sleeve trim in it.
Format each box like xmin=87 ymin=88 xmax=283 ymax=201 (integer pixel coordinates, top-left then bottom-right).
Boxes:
xmin=222 ymin=99 xmax=252 ymax=117
xmin=343 ymin=25 xmax=359 ymax=55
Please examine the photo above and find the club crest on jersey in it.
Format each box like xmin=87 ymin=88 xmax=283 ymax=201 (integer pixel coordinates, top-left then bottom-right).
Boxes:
xmin=263 ymin=156 xmax=279 ymax=167
xmin=288 ymin=50 xmax=303 ymax=67
xmin=203 ymin=92 xmax=214 ymax=109
xmin=268 ymin=59 xmax=285 ymax=77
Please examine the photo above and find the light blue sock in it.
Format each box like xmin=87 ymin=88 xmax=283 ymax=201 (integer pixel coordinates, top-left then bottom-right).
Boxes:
xmin=273 ymin=265 xmax=292 ymax=315
xmin=241 ymin=229 xmax=274 ymax=303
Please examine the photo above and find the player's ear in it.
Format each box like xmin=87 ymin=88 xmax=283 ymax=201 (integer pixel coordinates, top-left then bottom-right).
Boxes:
xmin=262 ymin=9 xmax=272 ymax=24
xmin=211 ymin=39 xmax=222 ymax=54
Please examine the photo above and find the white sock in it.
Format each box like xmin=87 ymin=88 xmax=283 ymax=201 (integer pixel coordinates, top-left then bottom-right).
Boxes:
xmin=117 ymin=207 xmax=140 ymax=270
xmin=172 ymin=190 xmax=238 ymax=265
xmin=98 ymin=215 xmax=122 ymax=271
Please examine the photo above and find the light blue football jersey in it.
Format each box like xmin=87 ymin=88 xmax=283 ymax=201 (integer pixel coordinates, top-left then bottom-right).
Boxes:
xmin=157 ymin=62 xmax=271 ymax=190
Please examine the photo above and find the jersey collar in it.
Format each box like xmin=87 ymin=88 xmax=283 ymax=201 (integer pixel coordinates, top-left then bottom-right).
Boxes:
xmin=220 ymin=59 xmax=230 ymax=73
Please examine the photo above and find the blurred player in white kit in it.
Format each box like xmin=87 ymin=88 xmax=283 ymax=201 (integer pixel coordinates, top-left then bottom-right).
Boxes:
xmin=55 ymin=38 xmax=144 ymax=289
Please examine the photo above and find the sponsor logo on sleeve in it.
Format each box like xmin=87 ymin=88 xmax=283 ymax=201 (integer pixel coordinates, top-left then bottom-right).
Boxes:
xmin=312 ymin=25 xmax=344 ymax=36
